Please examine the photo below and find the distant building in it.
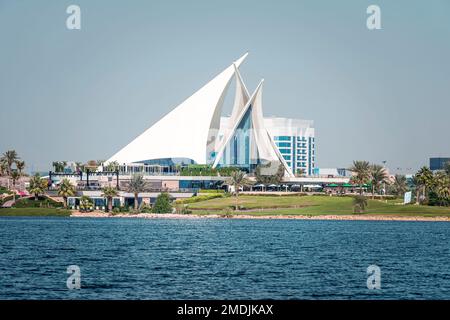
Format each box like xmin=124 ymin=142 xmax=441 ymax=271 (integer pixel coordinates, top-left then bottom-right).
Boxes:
xmin=429 ymin=157 xmax=450 ymax=171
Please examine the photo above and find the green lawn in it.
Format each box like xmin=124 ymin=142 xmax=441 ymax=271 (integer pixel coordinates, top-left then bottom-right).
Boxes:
xmin=0 ymin=207 xmax=71 ymax=217
xmin=188 ymin=195 xmax=450 ymax=217
xmin=13 ymin=197 xmax=63 ymax=208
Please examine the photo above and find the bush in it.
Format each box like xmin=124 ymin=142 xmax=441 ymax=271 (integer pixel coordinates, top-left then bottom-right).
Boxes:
xmin=175 ymin=203 xmax=192 ymax=215
xmin=140 ymin=203 xmax=153 ymax=213
xmin=152 ymin=192 xmax=172 ymax=213
xmin=220 ymin=208 xmax=233 ymax=218
xmin=198 ymin=189 xmax=225 ymax=194
xmin=0 ymin=186 xmax=12 ymax=195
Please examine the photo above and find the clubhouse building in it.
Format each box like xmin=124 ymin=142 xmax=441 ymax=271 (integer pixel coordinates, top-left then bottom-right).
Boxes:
xmin=104 ymin=53 xmax=316 ymax=177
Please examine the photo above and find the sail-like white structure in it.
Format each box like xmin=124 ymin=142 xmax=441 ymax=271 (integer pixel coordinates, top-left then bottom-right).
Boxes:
xmin=212 ymin=67 xmax=294 ymax=177
xmin=106 ymin=53 xmax=294 ymax=177
xmin=107 ymin=53 xmax=248 ymax=165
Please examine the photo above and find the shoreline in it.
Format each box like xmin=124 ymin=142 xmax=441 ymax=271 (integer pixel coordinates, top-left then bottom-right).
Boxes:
xmin=70 ymin=211 xmax=450 ymax=222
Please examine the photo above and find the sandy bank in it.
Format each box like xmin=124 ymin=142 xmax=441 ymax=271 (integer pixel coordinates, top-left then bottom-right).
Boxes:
xmin=70 ymin=211 xmax=450 ymax=222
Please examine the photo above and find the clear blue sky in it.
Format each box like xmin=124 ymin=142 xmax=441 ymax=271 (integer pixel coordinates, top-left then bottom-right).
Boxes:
xmin=1 ymin=0 xmax=449 ymax=174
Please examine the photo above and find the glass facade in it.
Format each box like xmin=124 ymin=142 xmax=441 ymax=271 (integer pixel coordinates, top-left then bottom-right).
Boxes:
xmin=430 ymin=157 xmax=450 ymax=171
xmin=219 ymin=107 xmax=259 ymax=171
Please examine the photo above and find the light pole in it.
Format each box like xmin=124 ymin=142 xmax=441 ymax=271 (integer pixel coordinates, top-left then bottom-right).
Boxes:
xmin=382 ymin=160 xmax=387 ymax=196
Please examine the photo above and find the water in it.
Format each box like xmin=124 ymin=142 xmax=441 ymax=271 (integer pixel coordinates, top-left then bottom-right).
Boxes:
xmin=0 ymin=217 xmax=449 ymax=299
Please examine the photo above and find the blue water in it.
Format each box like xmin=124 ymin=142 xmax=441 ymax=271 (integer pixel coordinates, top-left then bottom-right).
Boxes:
xmin=0 ymin=217 xmax=449 ymax=299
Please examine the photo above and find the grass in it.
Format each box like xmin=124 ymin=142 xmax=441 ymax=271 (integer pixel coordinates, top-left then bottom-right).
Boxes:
xmin=188 ymin=195 xmax=450 ymax=217
xmin=0 ymin=207 xmax=71 ymax=217
xmin=13 ymin=196 xmax=63 ymax=208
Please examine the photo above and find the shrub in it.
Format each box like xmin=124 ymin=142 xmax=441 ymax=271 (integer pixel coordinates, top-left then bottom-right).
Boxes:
xmin=175 ymin=203 xmax=192 ymax=214
xmin=140 ymin=203 xmax=153 ymax=213
xmin=220 ymin=208 xmax=233 ymax=218
xmin=152 ymin=192 xmax=172 ymax=213
xmin=198 ymin=189 xmax=225 ymax=194
xmin=79 ymin=196 xmax=93 ymax=212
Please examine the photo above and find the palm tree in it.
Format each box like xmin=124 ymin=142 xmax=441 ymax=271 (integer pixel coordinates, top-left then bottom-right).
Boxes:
xmin=126 ymin=174 xmax=147 ymax=211
xmin=52 ymin=161 xmax=65 ymax=173
xmin=392 ymin=174 xmax=408 ymax=197
xmin=370 ymin=164 xmax=389 ymax=199
xmin=0 ymin=159 xmax=8 ymax=176
xmin=349 ymin=160 xmax=371 ymax=194
xmin=434 ymin=172 xmax=450 ymax=206
xmin=105 ymin=161 xmax=119 ymax=172
xmin=2 ymin=150 xmax=19 ymax=175
xmin=11 ymin=171 xmax=20 ymax=188
xmin=57 ymin=178 xmax=76 ymax=208
xmin=444 ymin=161 xmax=450 ymax=177
xmin=15 ymin=160 xmax=25 ymax=175
xmin=102 ymin=186 xmax=118 ymax=212
xmin=353 ymin=195 xmax=368 ymax=213
xmin=27 ymin=173 xmax=48 ymax=201
xmin=225 ymin=170 xmax=254 ymax=210
xmin=415 ymin=166 xmax=434 ymax=204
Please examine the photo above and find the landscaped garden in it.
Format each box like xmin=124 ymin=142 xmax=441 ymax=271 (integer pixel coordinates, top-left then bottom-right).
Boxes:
xmin=186 ymin=194 xmax=450 ymax=217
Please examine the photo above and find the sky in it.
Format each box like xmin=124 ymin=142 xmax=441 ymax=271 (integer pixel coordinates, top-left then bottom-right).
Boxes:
xmin=0 ymin=0 xmax=449 ymax=174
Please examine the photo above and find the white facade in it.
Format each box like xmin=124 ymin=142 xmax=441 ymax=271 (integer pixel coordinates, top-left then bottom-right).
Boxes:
xmin=106 ymin=54 xmax=313 ymax=177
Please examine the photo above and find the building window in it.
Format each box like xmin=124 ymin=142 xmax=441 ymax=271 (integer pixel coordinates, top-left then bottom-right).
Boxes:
xmin=276 ymin=142 xmax=291 ymax=148
xmin=279 ymin=148 xmax=291 ymax=154
xmin=275 ymin=136 xmax=291 ymax=141
xmin=283 ymin=155 xmax=291 ymax=161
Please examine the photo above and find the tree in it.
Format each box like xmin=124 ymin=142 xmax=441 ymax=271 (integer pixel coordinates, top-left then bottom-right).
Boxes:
xmin=102 ymin=186 xmax=118 ymax=212
xmin=27 ymin=173 xmax=48 ymax=201
xmin=353 ymin=195 xmax=368 ymax=213
xmin=225 ymin=170 xmax=254 ymax=210
xmin=370 ymin=164 xmax=389 ymax=199
xmin=52 ymin=161 xmax=65 ymax=173
xmin=57 ymin=178 xmax=76 ymax=208
xmin=2 ymin=150 xmax=19 ymax=175
xmin=126 ymin=174 xmax=147 ymax=211
xmin=105 ymin=161 xmax=119 ymax=172
xmin=0 ymin=158 xmax=8 ymax=176
xmin=392 ymin=174 xmax=407 ymax=197
xmin=75 ymin=162 xmax=84 ymax=173
xmin=433 ymin=172 xmax=450 ymax=206
xmin=152 ymin=192 xmax=172 ymax=213
xmin=444 ymin=161 xmax=450 ymax=177
xmin=79 ymin=195 xmax=93 ymax=212
xmin=11 ymin=171 xmax=20 ymax=188
xmin=255 ymin=163 xmax=285 ymax=184
xmin=415 ymin=166 xmax=434 ymax=204
xmin=349 ymin=161 xmax=371 ymax=194
xmin=15 ymin=160 xmax=25 ymax=175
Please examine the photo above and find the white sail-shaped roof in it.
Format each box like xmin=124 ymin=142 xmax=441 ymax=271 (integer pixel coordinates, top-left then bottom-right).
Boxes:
xmin=106 ymin=53 xmax=248 ymax=165
xmin=212 ymin=69 xmax=294 ymax=177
